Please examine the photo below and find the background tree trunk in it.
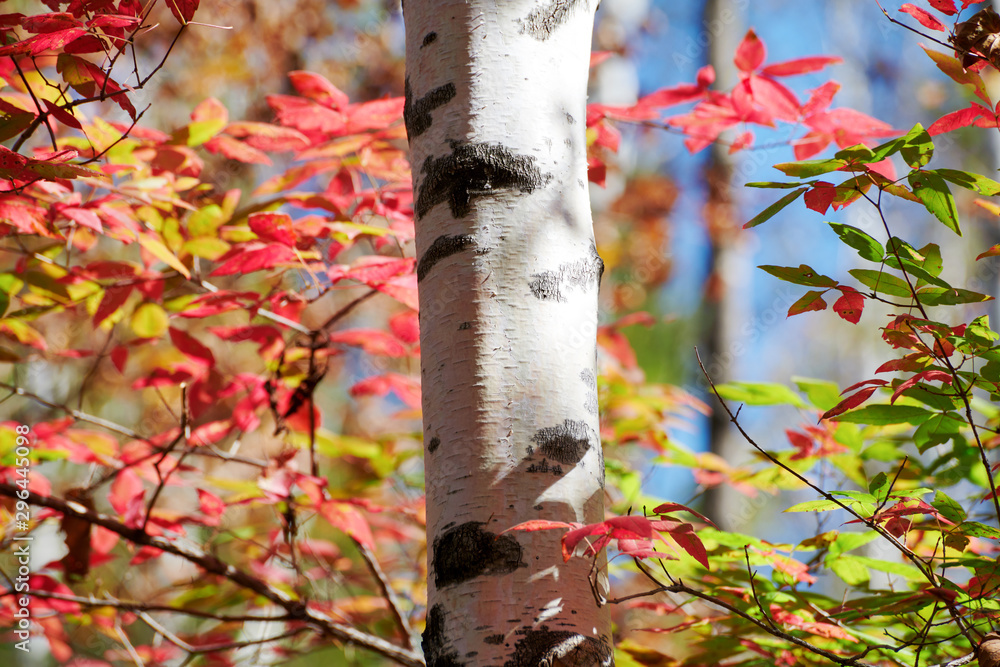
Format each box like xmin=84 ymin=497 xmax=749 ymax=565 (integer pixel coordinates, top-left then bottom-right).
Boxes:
xmin=403 ymin=1 xmax=613 ymax=664
xmin=700 ymin=0 xmax=753 ymax=532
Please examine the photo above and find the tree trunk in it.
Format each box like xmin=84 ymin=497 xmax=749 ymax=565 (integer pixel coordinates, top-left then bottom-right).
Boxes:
xmin=403 ymin=1 xmax=613 ymax=665
xmin=700 ymin=0 xmax=753 ymax=532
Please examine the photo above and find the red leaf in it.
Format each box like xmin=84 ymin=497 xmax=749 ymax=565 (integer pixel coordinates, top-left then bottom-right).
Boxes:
xmin=734 ymin=29 xmax=766 ymax=72
xmin=327 ymin=255 xmax=414 ymax=284
xmin=890 ymin=369 xmax=954 ymax=404
xmin=224 ymin=121 xmax=310 ymax=152
xmin=977 ymin=243 xmax=1000 ymax=260
xmin=43 ymin=99 xmax=81 ymax=129
xmin=760 ymin=56 xmax=842 ymax=77
xmin=21 ymin=12 xmax=81 ymax=33
xmin=651 ymin=502 xmax=717 ymax=528
xmin=749 ymin=75 xmax=801 ymax=122
xmin=328 ymin=328 xmax=409 ymax=357
xmin=729 ymin=130 xmax=754 ymax=153
xmin=928 ymin=0 xmax=958 ymax=14
xmin=210 ymin=243 xmax=297 ymax=276
xmin=928 ymin=104 xmax=987 ymax=135
xmin=197 ymin=489 xmax=225 ymax=526
xmin=288 ymin=70 xmax=349 ymax=109
xmin=900 ymin=3 xmax=946 ymax=30
xmin=93 ymin=284 xmax=132 ymax=327
xmin=833 ymin=287 xmax=864 ymax=324
xmin=662 ymin=522 xmax=709 ymax=568
xmin=110 ymin=345 xmax=128 ymax=373
xmin=165 ymin=0 xmax=198 ymax=23
xmin=350 ymin=372 xmax=421 ymax=408
xmin=190 ymin=97 xmax=227 ymax=124
xmin=0 ymin=27 xmax=87 ymax=55
xmin=875 ymin=354 xmax=931 ymax=374
xmin=203 ymin=135 xmax=271 ymax=165
xmin=501 ymin=519 xmax=576 ymax=534
xmin=168 ymin=327 xmax=215 ymax=366
xmin=248 ymin=212 xmax=297 ymax=247
xmin=389 ymin=310 xmax=420 ymax=344
xmin=801 ymin=81 xmax=840 ymax=118
xmin=109 ymin=468 xmax=143 ymax=515
xmin=190 ymin=420 xmax=232 ymax=446
xmin=319 ymin=501 xmax=375 ymax=550
xmin=820 ymin=384 xmax=882 ymax=421
xmin=590 ymin=51 xmax=613 ymax=68
xmin=804 ymin=182 xmax=836 ymax=214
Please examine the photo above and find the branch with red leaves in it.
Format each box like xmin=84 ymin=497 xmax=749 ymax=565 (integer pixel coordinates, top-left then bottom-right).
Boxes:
xmin=0 ymin=482 xmax=425 ymax=667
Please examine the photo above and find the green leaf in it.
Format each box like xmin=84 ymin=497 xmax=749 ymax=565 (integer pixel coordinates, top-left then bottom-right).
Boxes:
xmin=916 ymin=243 xmax=943 ymax=277
xmin=900 ymin=123 xmax=933 ymax=168
xmin=835 ymin=404 xmax=935 ymax=426
xmin=759 ymin=264 xmax=838 ymax=288
xmin=835 ymin=143 xmax=876 ymax=163
xmin=0 ymin=113 xmax=34 ymax=143
xmin=959 ymin=521 xmax=1000 ymax=539
xmin=908 ymin=170 xmax=961 ymax=235
xmin=852 ymin=555 xmax=923 ymax=580
xmin=848 ymin=269 xmax=912 ymax=298
xmin=827 ymin=223 xmax=884 ymax=262
xmin=786 ymin=290 xmax=828 ymax=316
xmin=831 ymin=531 xmax=879 ymax=556
xmin=883 ymin=256 xmax=952 ymax=289
xmin=830 ymin=556 xmax=870 ymax=585
xmin=932 ymin=490 xmax=967 ymax=524
xmin=935 ymin=168 xmax=1000 ymax=196
xmin=715 ymin=381 xmax=808 ymax=408
xmin=793 ymin=377 xmax=841 ymax=411
xmin=915 ymin=287 xmax=993 ymax=306
xmin=746 ymin=181 xmax=812 ymax=189
xmin=869 ymin=135 xmax=907 ymax=162
xmin=744 ymin=187 xmax=808 ymax=228
xmin=913 ymin=412 xmax=965 ymax=452
xmin=773 ymin=159 xmax=848 ymax=177
xmin=785 ymin=499 xmax=843 ymax=513
xmin=868 ymin=472 xmax=890 ymax=502
xmin=967 ymin=315 xmax=1000 ymax=346
xmin=174 ymin=118 xmax=227 ymax=147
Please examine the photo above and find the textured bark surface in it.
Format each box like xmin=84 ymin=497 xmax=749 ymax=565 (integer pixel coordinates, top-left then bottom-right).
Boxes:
xmin=404 ymin=1 xmax=612 ymax=664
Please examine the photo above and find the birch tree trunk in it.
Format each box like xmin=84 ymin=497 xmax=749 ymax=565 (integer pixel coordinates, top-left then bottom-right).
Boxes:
xmin=403 ymin=1 xmax=613 ymax=664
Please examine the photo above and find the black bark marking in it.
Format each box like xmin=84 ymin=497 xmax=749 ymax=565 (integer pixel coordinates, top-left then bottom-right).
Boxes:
xmin=404 ymin=77 xmax=456 ymax=138
xmin=433 ymin=521 xmax=524 ymax=588
xmin=416 ymin=142 xmax=548 ymax=220
xmin=531 ymin=419 xmax=596 ymax=466
xmin=421 ymin=31 xmax=437 ymax=47
xmin=528 ymin=244 xmax=604 ymax=301
xmin=519 ymin=0 xmax=587 ymax=41
xmin=526 ymin=458 xmax=563 ymax=476
xmin=422 ymin=604 xmax=464 ymax=667
xmin=458 ymin=321 xmax=471 ymax=330
xmin=485 ymin=634 xmax=505 ymax=645
xmin=504 ymin=628 xmax=613 ymax=667
xmin=418 ymin=234 xmax=475 ymax=281
xmin=581 ymin=368 xmax=598 ymax=415
xmin=428 ymin=436 xmax=441 ymax=453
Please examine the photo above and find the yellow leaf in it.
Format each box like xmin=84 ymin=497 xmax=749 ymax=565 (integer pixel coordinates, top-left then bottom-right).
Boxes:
xmin=139 ymin=235 xmax=191 ymax=278
xmin=130 ymin=302 xmax=169 ymax=338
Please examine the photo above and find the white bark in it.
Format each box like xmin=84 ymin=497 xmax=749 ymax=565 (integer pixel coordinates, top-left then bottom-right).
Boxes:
xmin=403 ymin=1 xmax=612 ymax=664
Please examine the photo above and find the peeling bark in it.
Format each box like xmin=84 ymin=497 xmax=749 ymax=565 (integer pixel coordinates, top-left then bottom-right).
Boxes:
xmin=404 ymin=0 xmax=611 ymax=663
